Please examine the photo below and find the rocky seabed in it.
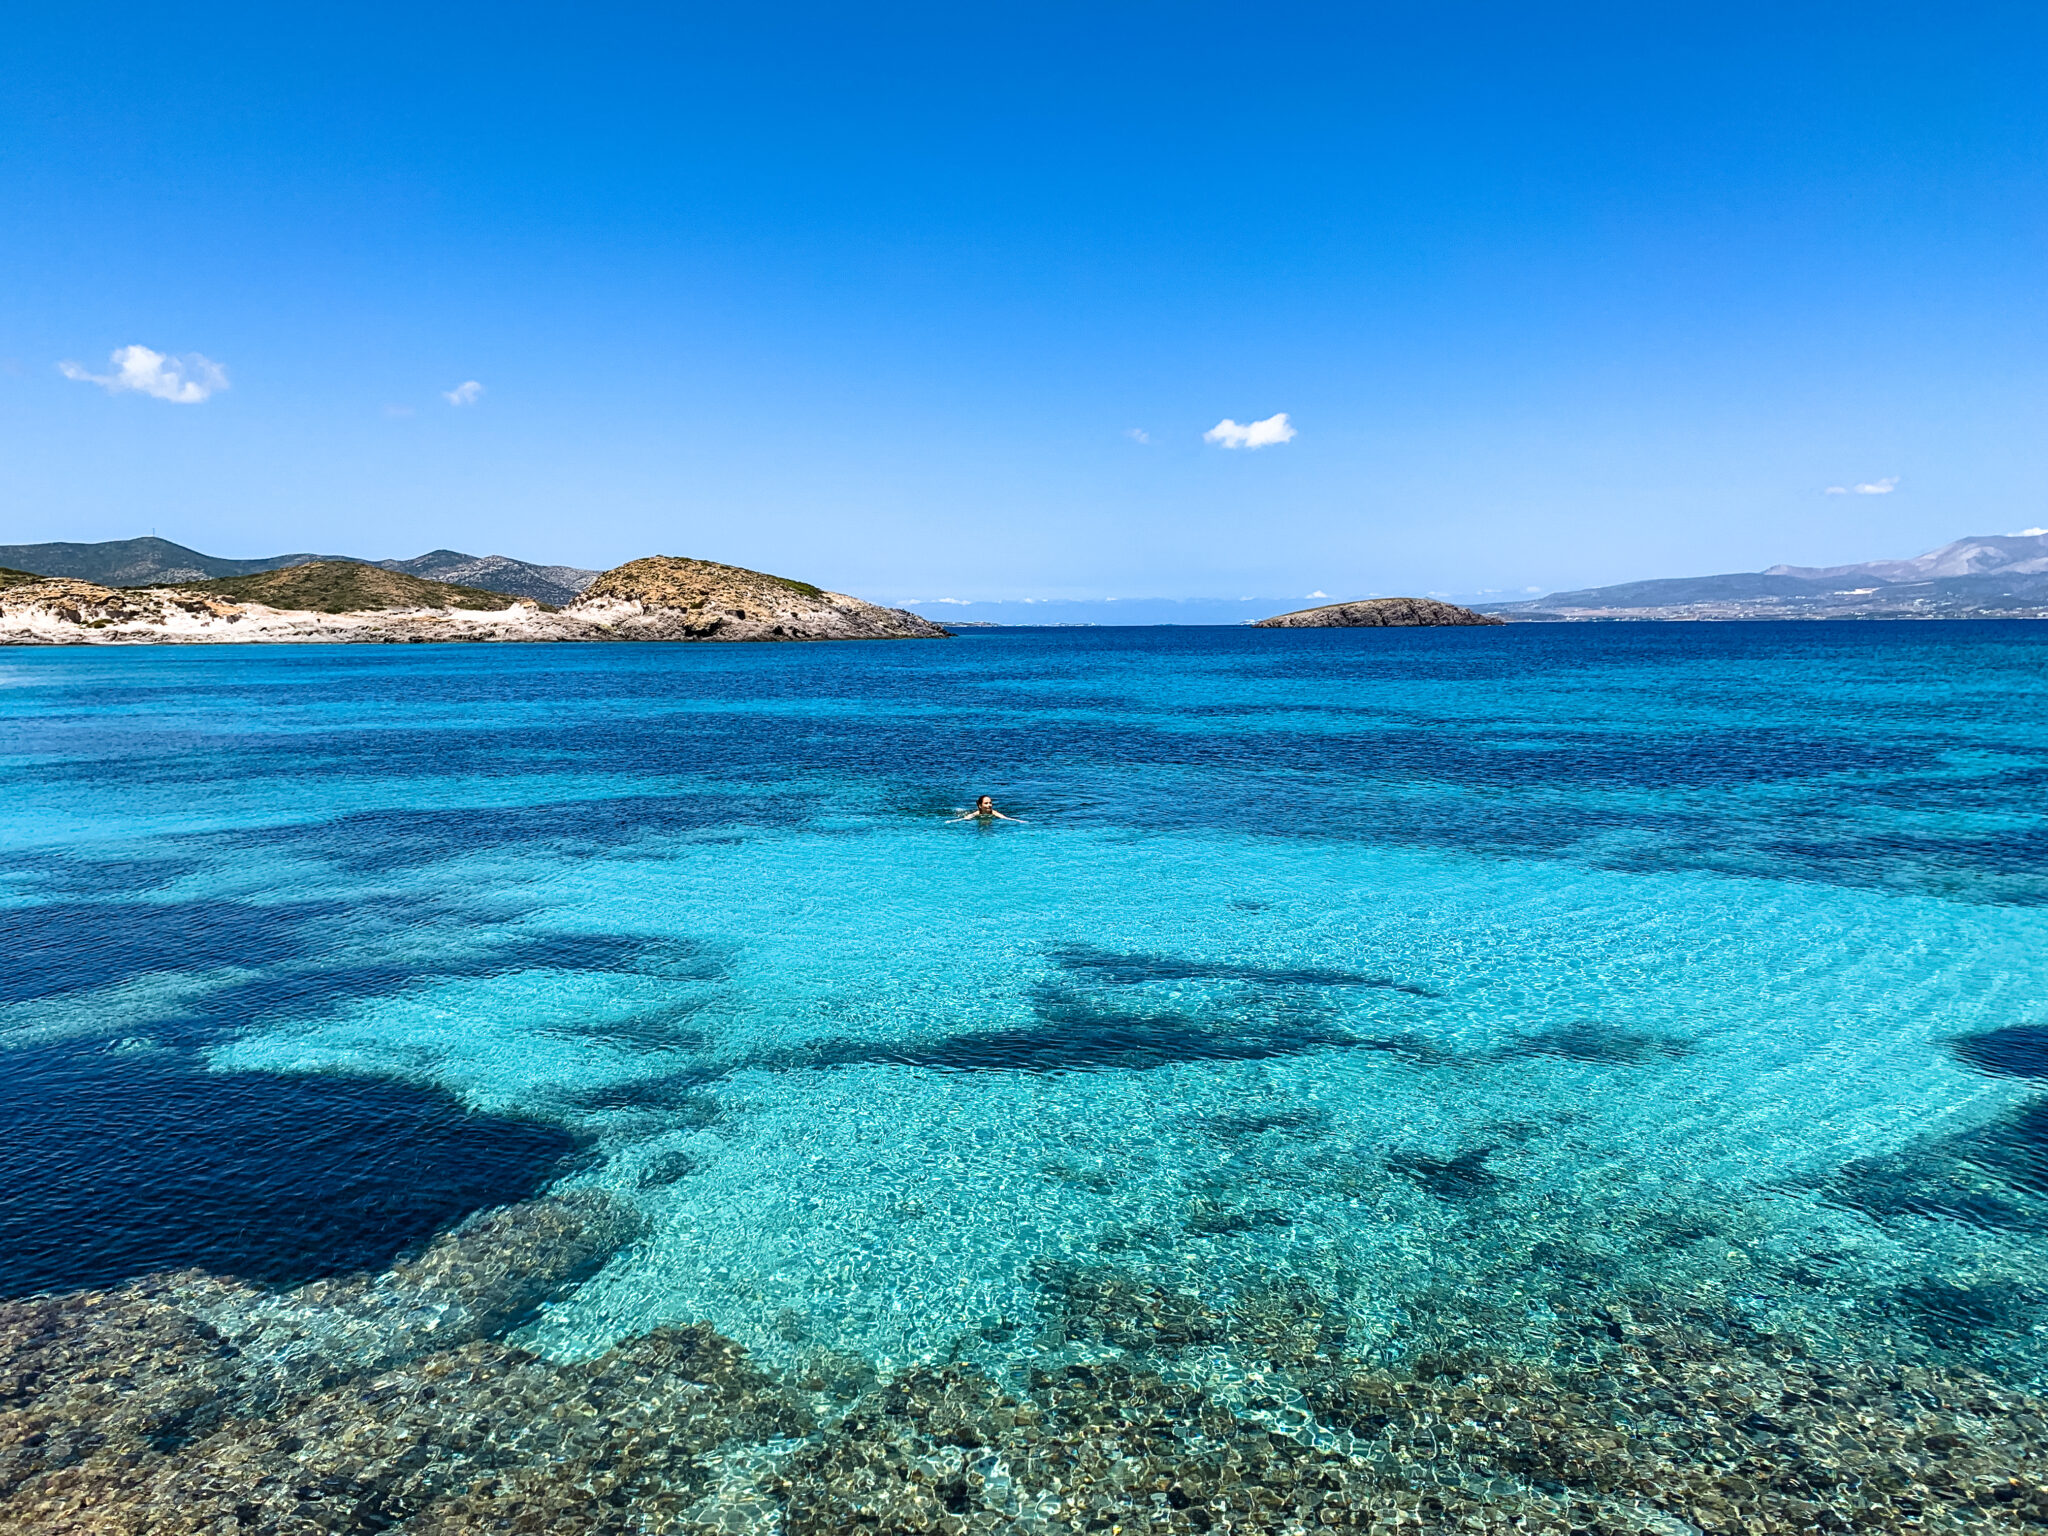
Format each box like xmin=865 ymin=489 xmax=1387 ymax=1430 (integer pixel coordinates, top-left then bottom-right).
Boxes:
xmin=3 ymin=1194 xmax=2043 ymax=1536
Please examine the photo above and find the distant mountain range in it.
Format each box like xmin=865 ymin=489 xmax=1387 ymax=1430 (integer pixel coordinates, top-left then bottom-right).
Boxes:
xmin=0 ymin=537 xmax=600 ymax=607
xmin=1484 ymin=531 xmax=2048 ymax=620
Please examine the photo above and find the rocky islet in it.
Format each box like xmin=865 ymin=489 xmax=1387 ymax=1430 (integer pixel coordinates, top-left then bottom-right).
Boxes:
xmin=1253 ymin=597 xmax=1506 ymax=628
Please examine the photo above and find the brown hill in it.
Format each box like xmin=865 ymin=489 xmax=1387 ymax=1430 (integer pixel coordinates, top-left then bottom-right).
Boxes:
xmin=1254 ymin=597 xmax=1505 ymax=628
xmin=580 ymin=555 xmax=824 ymax=608
xmin=166 ymin=561 xmax=534 ymax=614
xmin=569 ymin=556 xmax=948 ymax=641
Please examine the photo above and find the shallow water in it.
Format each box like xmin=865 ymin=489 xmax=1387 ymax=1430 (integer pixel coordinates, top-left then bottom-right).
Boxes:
xmin=4 ymin=623 xmax=2046 ymax=1531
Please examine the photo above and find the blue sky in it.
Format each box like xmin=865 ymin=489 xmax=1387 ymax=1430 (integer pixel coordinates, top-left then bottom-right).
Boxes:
xmin=4 ymin=3 xmax=2046 ymax=606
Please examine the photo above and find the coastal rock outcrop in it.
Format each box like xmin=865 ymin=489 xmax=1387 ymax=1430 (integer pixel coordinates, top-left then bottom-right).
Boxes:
xmin=557 ymin=555 xmax=950 ymax=642
xmin=1254 ymin=596 xmax=1506 ymax=627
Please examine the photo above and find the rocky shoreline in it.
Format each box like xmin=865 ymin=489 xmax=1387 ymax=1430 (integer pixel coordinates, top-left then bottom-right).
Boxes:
xmin=0 ymin=557 xmax=950 ymax=646
xmin=3 ymin=1191 xmax=2041 ymax=1535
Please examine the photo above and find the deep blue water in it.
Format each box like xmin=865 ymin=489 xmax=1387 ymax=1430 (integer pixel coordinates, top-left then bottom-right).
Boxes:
xmin=3 ymin=623 xmax=2046 ymax=1379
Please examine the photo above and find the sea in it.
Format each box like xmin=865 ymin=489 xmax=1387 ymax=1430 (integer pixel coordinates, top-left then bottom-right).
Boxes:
xmin=4 ymin=621 xmax=2046 ymax=1531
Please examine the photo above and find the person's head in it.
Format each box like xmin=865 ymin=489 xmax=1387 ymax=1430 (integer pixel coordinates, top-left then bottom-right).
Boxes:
xmin=976 ymin=796 xmax=994 ymax=811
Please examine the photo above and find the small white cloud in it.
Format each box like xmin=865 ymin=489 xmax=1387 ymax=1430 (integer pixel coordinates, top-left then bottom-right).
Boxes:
xmin=1204 ymin=411 xmax=1295 ymax=449
xmin=2012 ymin=527 xmax=2048 ymax=537
xmin=443 ymin=380 xmax=484 ymax=406
xmin=1825 ymin=476 xmax=1897 ymax=495
xmin=58 ymin=345 xmax=227 ymax=403
xmin=1304 ymin=590 xmax=1328 ymax=599
xmin=1124 ymin=427 xmax=1151 ymax=444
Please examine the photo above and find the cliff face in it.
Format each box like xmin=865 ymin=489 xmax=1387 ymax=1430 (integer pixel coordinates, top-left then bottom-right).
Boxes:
xmin=558 ymin=556 xmax=950 ymax=642
xmin=1254 ymin=597 xmax=1506 ymax=628
xmin=0 ymin=555 xmax=950 ymax=645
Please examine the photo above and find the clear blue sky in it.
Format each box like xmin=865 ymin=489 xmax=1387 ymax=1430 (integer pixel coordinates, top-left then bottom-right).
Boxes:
xmin=5 ymin=2 xmax=2046 ymax=604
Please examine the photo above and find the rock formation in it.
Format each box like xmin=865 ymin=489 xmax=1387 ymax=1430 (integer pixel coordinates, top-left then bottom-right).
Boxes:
xmin=559 ymin=555 xmax=948 ymax=642
xmin=0 ymin=555 xmax=950 ymax=645
xmin=1254 ymin=596 xmax=1506 ymax=628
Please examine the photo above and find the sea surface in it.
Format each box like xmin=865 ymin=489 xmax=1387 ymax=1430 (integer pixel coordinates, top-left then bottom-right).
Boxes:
xmin=4 ymin=622 xmax=2047 ymax=1530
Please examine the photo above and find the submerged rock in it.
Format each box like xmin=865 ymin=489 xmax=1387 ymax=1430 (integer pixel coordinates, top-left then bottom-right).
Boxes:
xmin=1953 ymin=1023 xmax=2048 ymax=1080
xmin=4 ymin=1209 xmax=2046 ymax=1535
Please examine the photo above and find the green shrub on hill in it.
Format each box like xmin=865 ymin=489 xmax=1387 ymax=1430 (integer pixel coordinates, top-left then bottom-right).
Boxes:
xmin=162 ymin=561 xmax=542 ymax=614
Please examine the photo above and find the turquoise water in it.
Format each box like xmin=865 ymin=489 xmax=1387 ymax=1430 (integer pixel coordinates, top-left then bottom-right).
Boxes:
xmin=4 ymin=623 xmax=2047 ymax=1404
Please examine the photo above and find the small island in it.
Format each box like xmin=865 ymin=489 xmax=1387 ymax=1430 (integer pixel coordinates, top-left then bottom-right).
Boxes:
xmin=1253 ymin=596 xmax=1506 ymax=628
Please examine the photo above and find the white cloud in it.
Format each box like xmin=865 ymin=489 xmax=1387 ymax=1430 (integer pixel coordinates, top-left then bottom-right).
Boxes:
xmin=443 ymin=379 xmax=484 ymax=406
xmin=1824 ymin=476 xmax=1897 ymax=495
xmin=1304 ymin=590 xmax=1328 ymax=599
xmin=1204 ymin=411 xmax=1295 ymax=449
xmin=1124 ymin=427 xmax=1151 ymax=444
xmin=58 ymin=345 xmax=227 ymax=403
xmin=2011 ymin=527 xmax=2048 ymax=537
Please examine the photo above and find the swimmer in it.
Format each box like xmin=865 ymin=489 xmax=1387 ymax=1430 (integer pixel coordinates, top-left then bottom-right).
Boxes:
xmin=948 ymin=795 xmax=1024 ymax=823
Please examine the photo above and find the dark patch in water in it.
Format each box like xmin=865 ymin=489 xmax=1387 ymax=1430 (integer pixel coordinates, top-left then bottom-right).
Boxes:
xmin=1353 ymin=1032 xmax=1459 ymax=1066
xmin=786 ymin=1000 xmax=1360 ymax=1077
xmin=0 ymin=899 xmax=345 ymax=1005
xmin=1494 ymin=1021 xmax=1693 ymax=1065
xmin=540 ymin=1012 xmax=709 ymax=1055
xmin=78 ymin=927 xmax=723 ymax=1047
xmin=1183 ymin=1202 xmax=1293 ymax=1235
xmin=636 ymin=1149 xmax=700 ymax=1188
xmin=1951 ymin=1023 xmax=2048 ymax=1080
xmin=0 ymin=1042 xmax=582 ymax=1297
xmin=205 ymin=794 xmax=777 ymax=875
xmin=1889 ymin=1276 xmax=2044 ymax=1348
xmin=556 ymin=1074 xmax=726 ymax=1113
xmin=0 ymin=853 xmax=202 ymax=897
xmin=1386 ymin=1145 xmax=1506 ymax=1200
xmin=1200 ymin=1106 xmax=1329 ymax=1142
xmin=1820 ymin=1099 xmax=2048 ymax=1233
xmin=1051 ymin=944 xmax=1437 ymax=996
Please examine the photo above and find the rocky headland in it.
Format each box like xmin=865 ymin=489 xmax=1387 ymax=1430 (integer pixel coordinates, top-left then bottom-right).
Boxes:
xmin=1254 ymin=597 xmax=1506 ymax=628
xmin=569 ymin=555 xmax=948 ymax=642
xmin=0 ymin=556 xmax=950 ymax=646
